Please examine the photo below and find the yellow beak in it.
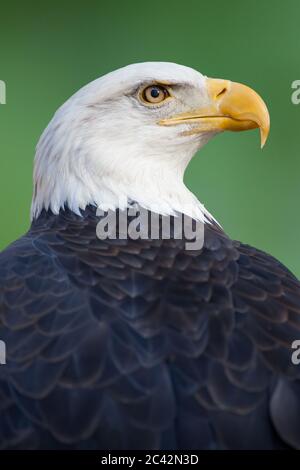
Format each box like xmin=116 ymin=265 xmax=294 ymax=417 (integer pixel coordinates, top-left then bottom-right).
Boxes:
xmin=159 ymin=78 xmax=270 ymax=148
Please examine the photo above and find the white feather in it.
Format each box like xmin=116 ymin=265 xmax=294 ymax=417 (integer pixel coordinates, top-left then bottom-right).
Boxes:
xmin=31 ymin=62 xmax=217 ymax=223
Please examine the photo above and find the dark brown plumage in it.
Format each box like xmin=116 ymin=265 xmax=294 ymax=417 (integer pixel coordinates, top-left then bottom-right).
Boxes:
xmin=0 ymin=206 xmax=300 ymax=449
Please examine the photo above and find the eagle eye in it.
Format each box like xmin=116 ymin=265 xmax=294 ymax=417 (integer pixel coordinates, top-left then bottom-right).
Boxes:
xmin=140 ymin=85 xmax=170 ymax=105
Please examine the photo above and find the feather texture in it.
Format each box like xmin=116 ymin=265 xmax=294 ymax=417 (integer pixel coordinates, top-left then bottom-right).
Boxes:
xmin=0 ymin=206 xmax=300 ymax=449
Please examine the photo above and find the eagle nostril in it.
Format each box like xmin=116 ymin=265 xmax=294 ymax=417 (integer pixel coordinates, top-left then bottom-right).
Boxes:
xmin=216 ymin=87 xmax=227 ymax=99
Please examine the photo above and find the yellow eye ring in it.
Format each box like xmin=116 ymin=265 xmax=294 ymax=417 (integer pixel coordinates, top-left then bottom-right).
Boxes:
xmin=141 ymin=85 xmax=170 ymax=105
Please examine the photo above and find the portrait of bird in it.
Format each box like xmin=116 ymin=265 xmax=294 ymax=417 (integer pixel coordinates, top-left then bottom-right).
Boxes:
xmin=0 ymin=62 xmax=299 ymax=450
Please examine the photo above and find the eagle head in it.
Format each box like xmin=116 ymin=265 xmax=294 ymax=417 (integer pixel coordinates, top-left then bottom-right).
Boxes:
xmin=31 ymin=62 xmax=269 ymax=222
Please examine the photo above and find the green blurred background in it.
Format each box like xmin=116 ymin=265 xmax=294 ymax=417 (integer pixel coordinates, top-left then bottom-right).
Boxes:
xmin=0 ymin=0 xmax=300 ymax=274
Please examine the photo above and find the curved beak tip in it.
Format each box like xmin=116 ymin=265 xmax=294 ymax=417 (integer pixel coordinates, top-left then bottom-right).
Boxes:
xmin=260 ymin=129 xmax=268 ymax=149
xmin=207 ymin=78 xmax=270 ymax=149
xmin=259 ymin=118 xmax=270 ymax=149
xmin=159 ymin=77 xmax=270 ymax=149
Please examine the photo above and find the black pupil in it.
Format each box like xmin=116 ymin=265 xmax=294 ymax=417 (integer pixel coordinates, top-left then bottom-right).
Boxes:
xmin=151 ymin=87 xmax=161 ymax=98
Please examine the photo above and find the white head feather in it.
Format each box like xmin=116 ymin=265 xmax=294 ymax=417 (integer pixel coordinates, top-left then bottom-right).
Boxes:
xmin=31 ymin=62 xmax=217 ymax=222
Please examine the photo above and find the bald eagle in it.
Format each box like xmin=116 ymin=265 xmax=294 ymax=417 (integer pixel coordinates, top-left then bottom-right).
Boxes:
xmin=1 ymin=62 xmax=300 ymax=450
